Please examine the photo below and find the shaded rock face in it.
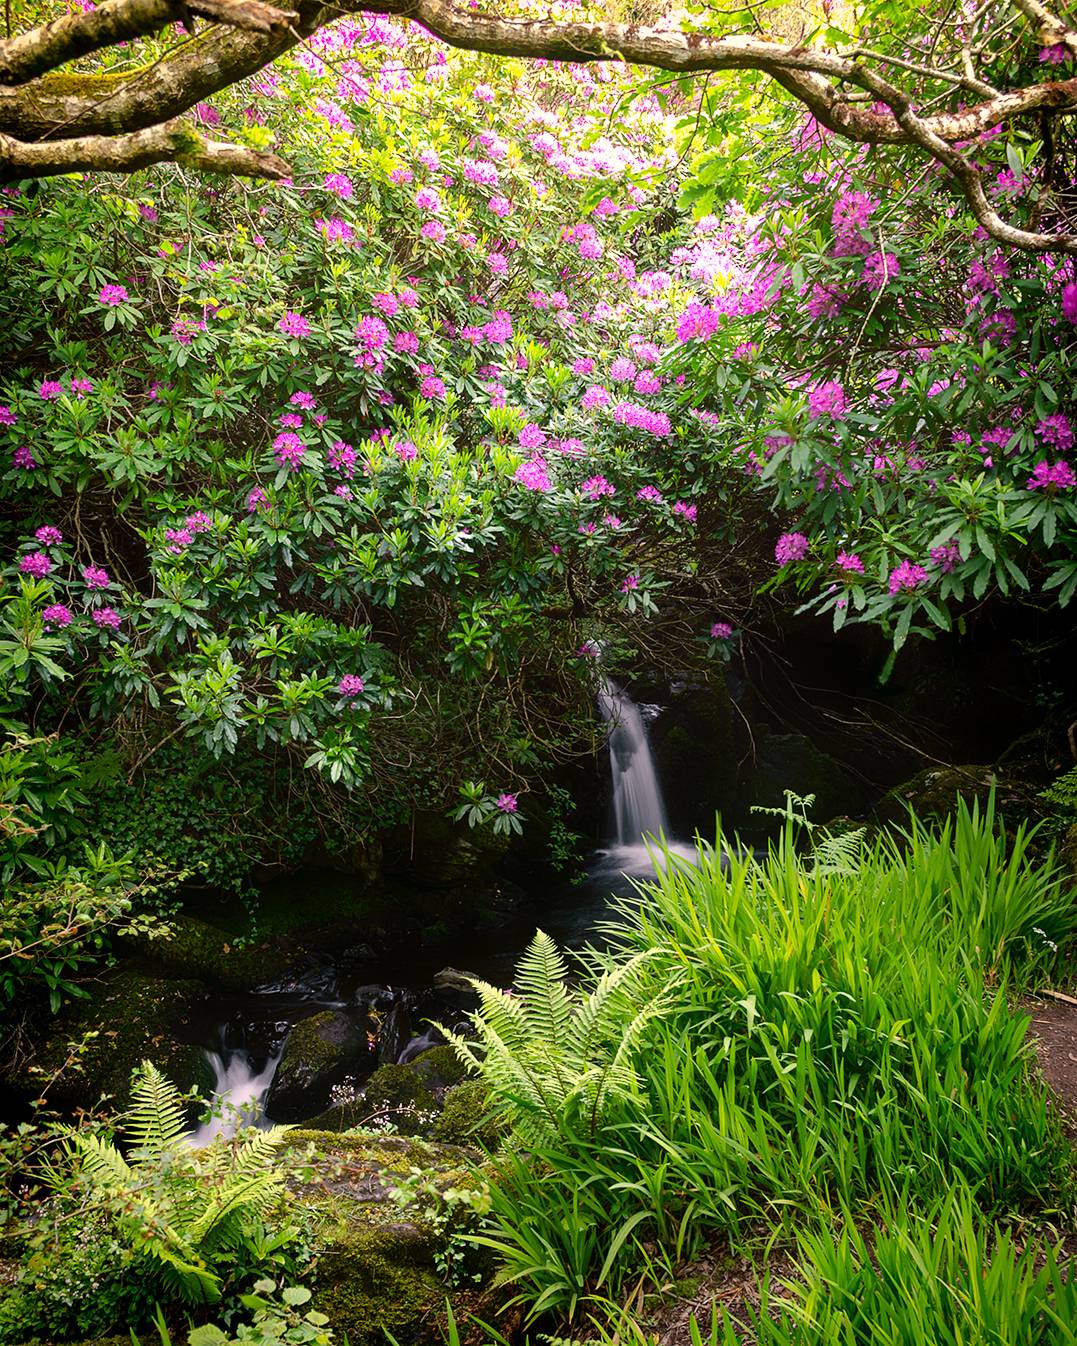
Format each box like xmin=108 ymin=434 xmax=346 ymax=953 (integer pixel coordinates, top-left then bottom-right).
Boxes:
xmin=748 ymin=729 xmax=863 ymax=829
xmin=124 ymin=914 xmax=300 ymax=991
xmin=267 ymin=1010 xmax=375 ymax=1123
xmin=872 ymin=765 xmax=1038 ymax=827
xmin=1 ymin=969 xmax=212 ymax=1113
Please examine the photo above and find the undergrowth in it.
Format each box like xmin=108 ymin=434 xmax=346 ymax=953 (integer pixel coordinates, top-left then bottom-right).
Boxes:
xmin=454 ymin=795 xmax=1077 ymax=1337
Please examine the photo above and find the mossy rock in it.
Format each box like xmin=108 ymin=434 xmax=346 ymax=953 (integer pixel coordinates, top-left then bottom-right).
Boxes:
xmin=873 ymin=764 xmax=1036 ymax=827
xmin=2 ymin=969 xmax=211 ymax=1112
xmin=282 ymin=1131 xmax=484 ymax=1346
xmin=268 ymin=1010 xmax=373 ymax=1124
xmin=129 ymin=913 xmax=296 ymax=990
xmin=432 ymin=1080 xmax=505 ymax=1148
xmin=408 ymin=1044 xmax=468 ymax=1092
xmin=361 ymin=1063 xmax=437 ymax=1136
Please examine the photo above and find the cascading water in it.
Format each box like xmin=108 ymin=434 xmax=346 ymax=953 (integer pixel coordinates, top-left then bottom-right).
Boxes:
xmin=595 ymin=678 xmax=697 ymax=879
xmin=598 ymin=678 xmax=670 ymax=845
xmin=189 ymin=1047 xmax=281 ymax=1146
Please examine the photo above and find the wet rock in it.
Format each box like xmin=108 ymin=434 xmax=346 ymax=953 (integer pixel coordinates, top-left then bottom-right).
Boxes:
xmin=433 ymin=1080 xmax=505 ymax=1149
xmin=748 ymin=729 xmax=863 ymax=827
xmin=377 ymin=1002 xmax=413 ymax=1066
xmin=267 ymin=1009 xmax=373 ymax=1123
xmin=361 ymin=1063 xmax=438 ymax=1136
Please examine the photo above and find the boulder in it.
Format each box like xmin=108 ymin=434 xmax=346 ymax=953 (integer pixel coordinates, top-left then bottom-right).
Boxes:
xmin=873 ymin=764 xmax=1037 ymax=827
xmin=283 ymin=1131 xmax=490 ymax=1346
xmin=126 ymin=913 xmax=298 ymax=990
xmin=267 ymin=1010 xmax=374 ymax=1124
xmin=433 ymin=1080 xmax=505 ymax=1149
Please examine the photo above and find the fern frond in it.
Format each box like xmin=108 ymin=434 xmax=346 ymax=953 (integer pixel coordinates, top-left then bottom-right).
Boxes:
xmin=513 ymin=931 xmax=574 ymax=1046
xmin=70 ymin=1131 xmax=134 ymax=1190
xmin=126 ymin=1060 xmax=189 ymax=1157
xmin=811 ymin=828 xmax=866 ymax=877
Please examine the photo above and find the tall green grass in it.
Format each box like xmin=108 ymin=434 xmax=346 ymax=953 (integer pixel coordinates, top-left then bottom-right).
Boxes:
xmin=469 ymin=797 xmax=1075 ymax=1319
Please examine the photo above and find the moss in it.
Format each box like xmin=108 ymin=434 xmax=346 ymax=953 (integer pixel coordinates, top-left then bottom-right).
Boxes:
xmin=311 ymin=1224 xmax=445 ymax=1346
xmin=362 ymin=1064 xmax=437 ymax=1136
xmin=131 ymin=913 xmax=294 ymax=989
xmin=432 ymin=1080 xmax=505 ymax=1148
xmin=3 ymin=970 xmax=210 ymax=1112
xmin=277 ymin=1131 xmax=482 ymax=1346
xmin=408 ymin=1044 xmax=468 ymax=1091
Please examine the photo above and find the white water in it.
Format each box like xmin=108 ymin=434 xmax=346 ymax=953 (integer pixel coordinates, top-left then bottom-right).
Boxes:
xmin=597 ymin=678 xmax=697 ymax=878
xmin=188 ymin=1048 xmax=280 ymax=1146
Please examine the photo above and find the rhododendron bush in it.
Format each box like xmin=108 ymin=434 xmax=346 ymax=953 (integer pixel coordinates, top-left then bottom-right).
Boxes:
xmin=1 ymin=9 xmax=1075 ymax=816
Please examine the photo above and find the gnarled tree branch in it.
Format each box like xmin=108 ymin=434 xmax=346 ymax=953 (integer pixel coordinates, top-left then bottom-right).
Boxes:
xmin=0 ymin=117 xmax=290 ymax=177
xmin=1 ymin=0 xmax=1076 ymax=251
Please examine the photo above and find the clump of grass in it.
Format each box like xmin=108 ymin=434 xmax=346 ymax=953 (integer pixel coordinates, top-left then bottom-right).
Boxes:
xmin=464 ymin=795 xmax=1075 ymax=1320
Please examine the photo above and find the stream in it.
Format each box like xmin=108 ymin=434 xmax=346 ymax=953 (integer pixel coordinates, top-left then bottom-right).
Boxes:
xmin=189 ymin=681 xmax=693 ymax=1142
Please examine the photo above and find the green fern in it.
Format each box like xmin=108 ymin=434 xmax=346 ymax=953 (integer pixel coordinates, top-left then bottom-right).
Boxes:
xmin=810 ymin=827 xmax=866 ymax=876
xmin=66 ymin=1061 xmax=294 ymax=1305
xmin=448 ymin=931 xmax=662 ymax=1146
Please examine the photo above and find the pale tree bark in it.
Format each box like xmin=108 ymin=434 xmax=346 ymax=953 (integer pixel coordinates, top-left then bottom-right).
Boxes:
xmin=2 ymin=0 xmax=1077 ymax=252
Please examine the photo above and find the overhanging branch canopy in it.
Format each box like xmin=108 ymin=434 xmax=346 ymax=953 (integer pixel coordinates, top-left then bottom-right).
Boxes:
xmin=2 ymin=0 xmax=1077 ymax=252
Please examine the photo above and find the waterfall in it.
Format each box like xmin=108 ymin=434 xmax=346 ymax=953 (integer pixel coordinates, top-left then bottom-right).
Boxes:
xmin=188 ymin=1048 xmax=281 ymax=1146
xmin=598 ymin=678 xmax=669 ymax=845
xmin=595 ymin=678 xmax=697 ymax=880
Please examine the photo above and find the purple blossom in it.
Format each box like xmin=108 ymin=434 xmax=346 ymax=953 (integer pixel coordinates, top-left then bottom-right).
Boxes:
xmin=328 ymin=440 xmax=357 ymax=477
xmin=0 ymin=405 xmax=16 ymax=426
xmin=165 ymin=527 xmax=194 ymax=553
xmin=39 ymin=381 xmax=63 ymax=401
xmin=581 ymin=475 xmax=615 ymax=499
xmin=1036 ymin=413 xmax=1074 ymax=452
xmin=92 ymin=607 xmax=122 ymax=630
xmin=1027 ymin=459 xmax=1076 ymax=490
xmin=581 ymin=384 xmax=610 ymax=409
xmin=420 ymin=374 xmax=446 ymax=400
xmin=372 ymin=291 xmax=399 ymax=317
xmin=421 ymin=220 xmax=446 ymax=243
xmin=394 ymin=330 xmax=420 ymax=354
xmin=673 ymin=501 xmax=697 ymax=523
xmin=273 ymin=431 xmax=306 ymax=470
xmin=338 ymin=674 xmax=365 ymax=696
xmin=620 ymin=574 xmax=640 ymax=592
xmin=888 ymin=561 xmax=929 ymax=594
xmin=835 ymin=551 xmax=864 ymax=574
xmin=496 ymin=792 xmax=518 ymax=814
xmin=775 ymin=532 xmax=809 ymax=565
xmin=518 ymin=424 xmax=546 ymax=450
xmin=186 ymin=511 xmax=213 ymax=533
xmin=70 ymin=378 xmax=93 ymax=398
xmin=710 ymin=622 xmax=734 ymax=639
xmin=290 ymin=391 xmax=316 ymax=409
xmin=930 ymin=543 xmax=963 ymax=572
xmin=636 ymin=485 xmax=663 ymax=503
xmin=278 ymin=311 xmax=311 ymax=338
xmin=609 ymin=356 xmax=637 ymax=382
xmin=13 ymin=445 xmax=36 ymax=470
xmin=82 ymin=564 xmax=110 ymax=589
xmin=323 ymin=172 xmax=354 ymax=198
xmin=572 ymin=358 xmax=595 ymax=376
xmin=19 ymin=551 xmax=52 ymax=578
xmin=246 ymin=487 xmax=269 ymax=512
xmin=35 ymin=526 xmax=63 ymax=546
xmin=395 ymin=441 xmax=418 ymax=461
xmin=356 ymin=315 xmax=389 ymax=350
xmin=42 ymin=603 xmax=72 ymax=630
xmin=1063 ymin=284 xmax=1077 ymax=324
xmin=415 ymin=186 xmax=442 ymax=212
xmin=98 ymin=284 xmax=129 ymax=306
xmin=808 ymin=381 xmax=846 ymax=419
xmin=514 ymin=460 xmax=552 ymax=492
